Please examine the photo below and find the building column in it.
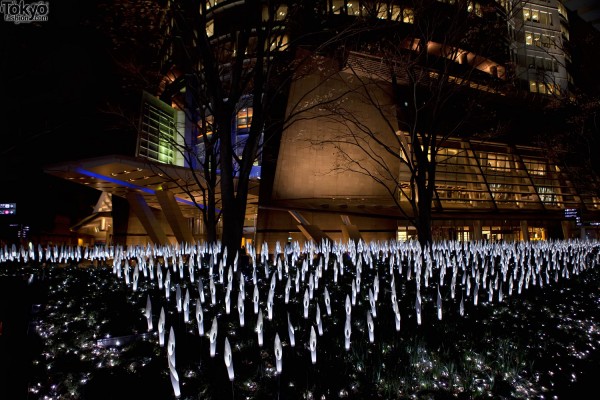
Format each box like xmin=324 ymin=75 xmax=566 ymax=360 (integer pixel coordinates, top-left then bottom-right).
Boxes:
xmin=126 ymin=191 xmax=169 ymax=245
xmin=112 ymin=195 xmax=130 ymax=246
xmin=288 ymin=211 xmax=331 ymax=244
xmin=340 ymin=215 xmax=363 ymax=244
xmin=472 ymin=220 xmax=482 ymax=240
xmin=155 ymin=188 xmax=195 ymax=244
xmin=580 ymin=226 xmax=587 ymax=240
xmin=561 ymin=221 xmax=572 ymax=240
xmin=520 ymin=220 xmax=529 ymax=242
xmin=297 ymin=224 xmax=332 ymax=245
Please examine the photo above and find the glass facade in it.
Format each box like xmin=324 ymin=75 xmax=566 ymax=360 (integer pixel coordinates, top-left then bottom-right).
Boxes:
xmin=194 ymin=104 xmax=262 ymax=179
xmin=137 ymin=92 xmax=183 ymax=166
xmin=398 ymin=137 xmax=594 ymax=212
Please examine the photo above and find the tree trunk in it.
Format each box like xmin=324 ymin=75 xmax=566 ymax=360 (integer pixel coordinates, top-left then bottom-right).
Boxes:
xmin=221 ymin=203 xmax=244 ymax=264
xmin=416 ymin=165 xmax=433 ymax=248
xmin=204 ymin=202 xmax=217 ymax=244
xmin=417 ymin=199 xmax=432 ymax=248
xmin=217 ymin=107 xmax=247 ymax=263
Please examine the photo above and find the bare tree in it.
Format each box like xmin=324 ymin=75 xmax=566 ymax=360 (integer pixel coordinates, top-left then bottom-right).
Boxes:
xmin=153 ymin=0 xmax=348 ymax=256
xmin=305 ymin=0 xmax=511 ymax=246
xmin=91 ymin=0 xmax=351 ymax=251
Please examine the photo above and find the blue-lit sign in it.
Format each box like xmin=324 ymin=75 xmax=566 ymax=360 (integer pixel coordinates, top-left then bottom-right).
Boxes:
xmin=564 ymin=208 xmax=581 ymax=226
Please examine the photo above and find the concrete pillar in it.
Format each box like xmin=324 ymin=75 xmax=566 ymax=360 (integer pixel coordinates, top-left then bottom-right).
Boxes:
xmin=472 ymin=220 xmax=482 ymax=240
xmin=341 ymin=224 xmax=362 ymax=244
xmin=340 ymin=215 xmax=363 ymax=244
xmin=297 ymin=224 xmax=332 ymax=245
xmin=520 ymin=220 xmax=529 ymax=242
xmin=112 ymin=195 xmax=130 ymax=246
xmin=126 ymin=191 xmax=169 ymax=245
xmin=580 ymin=226 xmax=587 ymax=240
xmin=561 ymin=221 xmax=572 ymax=240
xmin=155 ymin=189 xmax=195 ymax=244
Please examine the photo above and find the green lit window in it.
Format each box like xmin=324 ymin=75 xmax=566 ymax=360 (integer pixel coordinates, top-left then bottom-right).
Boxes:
xmin=138 ymin=94 xmax=178 ymax=165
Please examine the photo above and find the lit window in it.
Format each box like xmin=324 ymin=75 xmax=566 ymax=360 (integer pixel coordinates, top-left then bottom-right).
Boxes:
xmin=547 ymin=83 xmax=559 ymax=95
xmin=540 ymin=11 xmax=552 ymax=26
xmin=376 ymin=3 xmax=387 ymax=19
xmin=237 ymin=108 xmax=253 ymax=130
xmin=497 ymin=0 xmax=509 ymax=13
xmin=403 ymin=8 xmax=414 ymax=24
xmin=558 ymin=3 xmax=568 ymax=21
xmin=529 ymin=80 xmax=538 ymax=93
xmin=523 ymin=8 xmax=530 ymax=21
xmin=262 ymin=5 xmax=288 ymax=21
xmin=537 ymin=82 xmax=546 ymax=94
xmin=332 ymin=0 xmax=344 ymax=14
xmin=466 ymin=2 xmax=482 ymax=16
xmin=206 ymin=0 xmax=218 ymax=11
xmin=197 ymin=115 xmax=214 ymax=139
xmin=206 ymin=19 xmax=214 ymax=37
xmin=390 ymin=5 xmax=401 ymax=21
xmin=268 ymin=34 xmax=289 ymax=51
xmin=538 ymin=187 xmax=555 ymax=203
xmin=347 ymin=2 xmax=359 ymax=16
xmin=525 ymin=32 xmax=533 ymax=45
xmin=277 ymin=5 xmax=288 ymax=20
xmin=524 ymin=159 xmax=546 ymax=175
xmin=483 ymin=153 xmax=509 ymax=170
xmin=531 ymin=9 xmax=539 ymax=22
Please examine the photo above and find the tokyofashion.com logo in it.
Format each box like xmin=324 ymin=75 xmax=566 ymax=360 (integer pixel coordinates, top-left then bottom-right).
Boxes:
xmin=1 ymin=0 xmax=49 ymax=24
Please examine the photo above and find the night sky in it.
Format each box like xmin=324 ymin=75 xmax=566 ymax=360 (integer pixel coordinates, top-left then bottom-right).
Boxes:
xmin=0 ymin=0 xmax=139 ymax=240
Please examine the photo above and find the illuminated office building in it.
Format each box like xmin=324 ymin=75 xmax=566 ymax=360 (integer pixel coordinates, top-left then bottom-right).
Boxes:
xmin=45 ymin=1 xmax=600 ymax=246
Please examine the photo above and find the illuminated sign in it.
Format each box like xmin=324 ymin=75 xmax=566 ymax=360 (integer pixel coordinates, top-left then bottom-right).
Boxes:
xmin=564 ymin=208 xmax=581 ymax=226
xmin=564 ymin=208 xmax=578 ymax=218
xmin=0 ymin=203 xmax=16 ymax=215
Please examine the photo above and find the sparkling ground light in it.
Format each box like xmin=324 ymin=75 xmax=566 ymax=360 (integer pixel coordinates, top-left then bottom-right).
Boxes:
xmin=1 ymin=239 xmax=600 ymax=399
